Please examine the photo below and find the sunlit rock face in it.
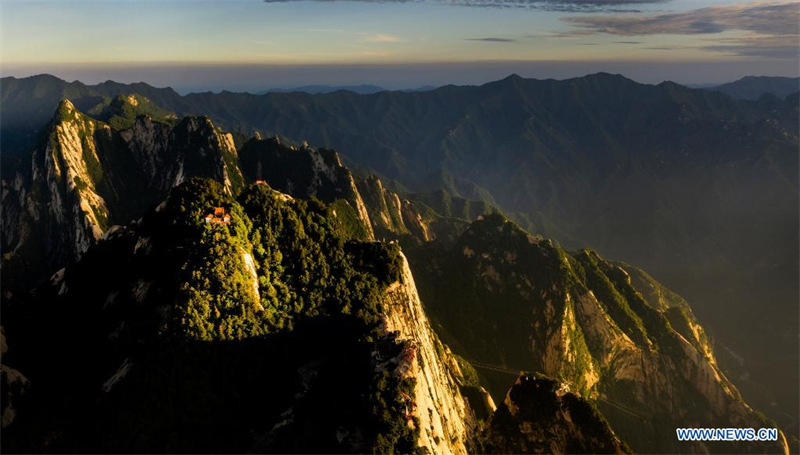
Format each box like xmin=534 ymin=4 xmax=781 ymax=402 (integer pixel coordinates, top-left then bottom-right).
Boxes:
xmin=3 ymin=99 xmax=244 ymax=291
xmin=403 ymin=213 xmax=791 ymax=454
xmin=381 ymin=251 xmax=480 ymax=454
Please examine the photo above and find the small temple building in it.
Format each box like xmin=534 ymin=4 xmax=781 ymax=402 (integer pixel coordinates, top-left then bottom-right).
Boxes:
xmin=205 ymin=207 xmax=231 ymax=224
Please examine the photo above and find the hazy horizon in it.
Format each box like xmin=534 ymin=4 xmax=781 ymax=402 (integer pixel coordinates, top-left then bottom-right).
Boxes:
xmin=2 ymin=0 xmax=798 ymax=93
xmin=3 ymin=60 xmax=799 ymax=94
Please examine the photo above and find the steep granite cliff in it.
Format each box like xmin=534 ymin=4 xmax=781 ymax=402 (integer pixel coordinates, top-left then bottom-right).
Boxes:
xmin=238 ymin=137 xmax=374 ymax=240
xmin=404 ymin=213 xmax=790 ymax=454
xmin=2 ymin=99 xmax=241 ymax=292
xmin=0 ymin=179 xmax=483 ymax=454
xmin=381 ymin=251 xmax=477 ymax=453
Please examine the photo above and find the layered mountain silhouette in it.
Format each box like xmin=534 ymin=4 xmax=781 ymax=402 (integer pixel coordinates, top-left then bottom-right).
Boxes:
xmin=259 ymin=84 xmax=387 ymax=95
xmin=403 ymin=212 xmax=789 ymax=453
xmin=0 ymin=75 xmax=797 ymax=453
xmin=3 ymin=74 xmax=797 ymax=427
xmin=708 ymin=76 xmax=800 ymax=101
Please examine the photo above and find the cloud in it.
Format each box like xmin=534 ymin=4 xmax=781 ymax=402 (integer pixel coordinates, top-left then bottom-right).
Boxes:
xmin=466 ymin=37 xmax=517 ymax=42
xmin=563 ymin=1 xmax=799 ymax=59
xmin=701 ymin=35 xmax=800 ymax=59
xmin=263 ymin=0 xmax=668 ymax=12
xmin=528 ymin=0 xmax=666 ymax=13
xmin=563 ymin=1 xmax=798 ymax=36
xmin=365 ymin=34 xmax=400 ymax=42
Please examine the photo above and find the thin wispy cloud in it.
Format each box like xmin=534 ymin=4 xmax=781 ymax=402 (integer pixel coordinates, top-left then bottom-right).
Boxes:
xmin=466 ymin=37 xmax=517 ymax=42
xmin=563 ymin=1 xmax=798 ymax=36
xmin=365 ymin=34 xmax=400 ymax=43
xmin=701 ymin=35 xmax=800 ymax=59
xmin=533 ymin=0 xmax=664 ymax=13
xmin=563 ymin=1 xmax=799 ymax=59
xmin=263 ymin=0 xmax=668 ymax=12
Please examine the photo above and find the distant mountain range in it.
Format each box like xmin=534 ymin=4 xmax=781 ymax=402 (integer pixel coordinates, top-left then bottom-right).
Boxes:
xmin=0 ymin=93 xmax=790 ymax=453
xmin=258 ymin=76 xmax=799 ymax=99
xmin=255 ymin=84 xmax=439 ymax=95
xmin=707 ymin=76 xmax=800 ymax=100
xmin=258 ymin=84 xmax=387 ymax=95
xmin=1 ymin=72 xmax=798 ymax=439
xmin=211 ymin=76 xmax=800 ymax=100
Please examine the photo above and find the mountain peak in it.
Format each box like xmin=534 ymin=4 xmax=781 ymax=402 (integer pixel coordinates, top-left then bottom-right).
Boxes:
xmin=110 ymin=94 xmax=142 ymax=108
xmin=579 ymin=72 xmax=637 ymax=87
xmin=57 ymin=98 xmax=75 ymax=112
xmin=485 ymin=73 xmax=528 ymax=90
xmin=586 ymin=71 xmax=625 ymax=79
xmin=14 ymin=73 xmax=66 ymax=85
xmin=104 ymin=94 xmax=175 ymax=129
xmin=54 ymin=99 xmax=79 ymax=122
xmin=497 ymin=73 xmax=526 ymax=86
xmin=461 ymin=212 xmax=543 ymax=248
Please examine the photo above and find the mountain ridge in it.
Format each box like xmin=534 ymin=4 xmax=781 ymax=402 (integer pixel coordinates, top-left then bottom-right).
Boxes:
xmin=3 ymin=83 xmax=796 ymax=448
xmin=708 ymin=76 xmax=800 ymax=100
xmin=402 ymin=212 xmax=790 ymax=453
xmin=1 ymin=174 xmax=633 ymax=453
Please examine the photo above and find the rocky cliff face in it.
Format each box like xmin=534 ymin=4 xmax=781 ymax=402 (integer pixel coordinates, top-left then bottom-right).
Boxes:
xmin=2 ymin=99 xmax=244 ymax=292
xmin=356 ymin=175 xmax=432 ymax=241
xmin=2 ymin=100 xmax=129 ymax=286
xmin=238 ymin=137 xmax=374 ymax=240
xmin=120 ymin=115 xmax=243 ymax=195
xmin=354 ymin=175 xmax=503 ymax=245
xmin=404 ymin=213 xmax=790 ymax=454
xmin=0 ymin=178 xmax=489 ymax=454
xmin=381 ymin=251 xmax=477 ymax=454
xmin=1 ymin=98 xmax=469 ymax=294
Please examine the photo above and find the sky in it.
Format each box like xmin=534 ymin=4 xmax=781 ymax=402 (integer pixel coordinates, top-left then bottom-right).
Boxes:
xmin=1 ymin=0 xmax=798 ymax=92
